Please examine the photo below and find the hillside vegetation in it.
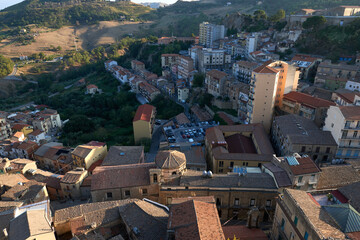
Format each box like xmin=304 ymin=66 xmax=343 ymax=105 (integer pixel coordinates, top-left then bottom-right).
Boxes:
xmin=0 ymin=0 xmax=154 ymax=28
xmin=296 ymin=17 xmax=360 ymax=60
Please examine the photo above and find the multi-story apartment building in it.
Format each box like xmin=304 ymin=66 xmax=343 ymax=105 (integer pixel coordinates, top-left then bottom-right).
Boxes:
xmin=0 ymin=118 xmax=12 ymax=140
xmin=232 ymin=60 xmax=259 ymax=84
xmin=205 ymin=124 xmax=274 ymax=173
xmin=133 ymin=104 xmax=156 ymax=143
xmin=71 ymin=141 xmax=107 ymax=170
xmin=199 ymin=22 xmax=225 ymax=48
xmin=324 ymin=105 xmax=360 ymax=159
xmin=177 ymin=55 xmax=194 ymax=79
xmin=246 ymin=34 xmax=258 ymax=54
xmin=332 ymin=88 xmax=360 ymax=106
xmin=161 ymin=54 xmax=179 ymax=68
xmin=314 ymin=61 xmax=359 ymax=90
xmin=290 ymin=54 xmax=322 ymax=80
xmin=272 ymin=114 xmax=337 ymax=164
xmin=205 ymin=69 xmax=228 ymax=98
xmin=247 ymin=61 xmax=299 ymax=131
xmin=198 ymin=48 xmax=232 ymax=73
xmin=177 ymin=87 xmax=189 ymax=102
xmin=281 ymin=91 xmax=336 ymax=127
xmin=272 ymin=189 xmax=348 ymax=240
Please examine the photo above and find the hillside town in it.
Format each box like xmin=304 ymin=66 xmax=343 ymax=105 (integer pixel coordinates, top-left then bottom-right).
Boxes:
xmin=1 ymin=4 xmax=360 ymax=240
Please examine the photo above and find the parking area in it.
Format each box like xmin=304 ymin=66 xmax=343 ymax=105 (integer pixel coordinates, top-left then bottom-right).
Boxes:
xmin=163 ymin=121 xmax=219 ymax=144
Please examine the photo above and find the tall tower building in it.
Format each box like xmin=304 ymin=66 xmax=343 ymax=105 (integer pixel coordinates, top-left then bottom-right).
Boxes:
xmin=247 ymin=61 xmax=299 ymax=131
xmin=199 ymin=22 xmax=225 ymax=48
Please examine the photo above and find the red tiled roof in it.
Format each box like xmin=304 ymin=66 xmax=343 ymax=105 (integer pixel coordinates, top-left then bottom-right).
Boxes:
xmin=168 ymin=200 xmax=225 ymax=240
xmin=339 ymin=106 xmax=360 ymax=120
xmin=283 ymin=91 xmax=336 ymax=108
xmin=288 ymin=157 xmax=321 ymax=175
xmin=207 ymin=69 xmax=228 ymax=79
xmin=86 ymin=84 xmax=98 ymax=89
xmin=225 ymin=134 xmax=257 ymax=154
xmin=86 ymin=141 xmax=106 ymax=147
xmin=331 ymin=190 xmax=348 ymax=203
xmin=253 ymin=65 xmax=278 ymax=74
xmin=28 ymin=129 xmax=43 ymax=136
xmin=91 ymin=163 xmax=156 ymax=190
xmin=12 ymin=123 xmax=31 ymax=131
xmin=222 ymin=225 xmax=268 ymax=240
xmin=133 ymin=104 xmax=155 ymax=122
xmin=88 ymin=159 xmax=103 ymax=173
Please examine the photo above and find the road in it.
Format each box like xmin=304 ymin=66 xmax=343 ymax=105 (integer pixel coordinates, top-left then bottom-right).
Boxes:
xmin=9 ymin=101 xmax=35 ymax=111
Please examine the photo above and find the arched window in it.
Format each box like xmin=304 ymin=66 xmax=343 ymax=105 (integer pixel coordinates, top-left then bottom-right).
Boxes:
xmin=172 ymin=171 xmax=177 ymax=175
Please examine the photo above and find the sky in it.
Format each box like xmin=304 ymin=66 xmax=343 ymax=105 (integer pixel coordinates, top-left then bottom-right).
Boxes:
xmin=0 ymin=0 xmax=24 ymax=10
xmin=0 ymin=0 xmax=178 ymax=10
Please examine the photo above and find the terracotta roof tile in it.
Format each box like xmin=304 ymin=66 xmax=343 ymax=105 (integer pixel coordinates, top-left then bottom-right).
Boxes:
xmin=283 ymin=91 xmax=335 ymax=108
xmin=287 ymin=157 xmax=321 ymax=175
xmin=133 ymin=104 xmax=155 ymax=122
xmin=168 ymin=200 xmax=225 ymax=240
xmin=91 ymin=163 xmax=156 ymax=191
xmin=317 ymin=165 xmax=360 ymax=190
xmin=339 ymin=106 xmax=360 ymax=120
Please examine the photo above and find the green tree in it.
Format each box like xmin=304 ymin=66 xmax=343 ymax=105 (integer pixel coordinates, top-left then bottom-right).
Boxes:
xmin=193 ymin=73 xmax=205 ymax=88
xmin=63 ymin=115 xmax=95 ymax=134
xmin=0 ymin=55 xmax=14 ymax=78
xmin=270 ymin=9 xmax=285 ymax=22
xmin=303 ymin=16 xmax=327 ymax=29
xmin=253 ymin=10 xmax=267 ymax=20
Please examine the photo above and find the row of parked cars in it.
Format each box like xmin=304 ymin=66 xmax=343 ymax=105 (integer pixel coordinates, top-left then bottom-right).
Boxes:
xmin=180 ymin=128 xmax=205 ymax=139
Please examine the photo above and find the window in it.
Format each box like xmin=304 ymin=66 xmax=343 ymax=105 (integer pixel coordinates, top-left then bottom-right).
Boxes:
xmin=304 ymin=231 xmax=309 ymax=240
xmin=142 ymin=188 xmax=147 ymax=195
xmin=106 ymin=192 xmax=113 ymax=199
xmin=345 ymin=121 xmax=351 ymax=128
xmin=216 ymin=198 xmax=221 ymax=206
xmin=294 ymin=216 xmax=298 ymax=226
xmin=313 ymin=155 xmax=318 ymax=160
xmin=326 ymin=147 xmax=331 ymax=153
xmin=219 ymin=161 xmax=224 ymax=167
xmin=234 ymin=198 xmax=239 ymax=206
xmin=250 ymin=199 xmax=255 ymax=206
xmin=346 ymin=150 xmax=352 ymax=157
xmin=230 ymin=162 xmax=234 ymax=168
xmin=354 ymin=150 xmax=360 ymax=157
xmin=153 ymin=174 xmax=158 ymax=183
xmin=219 ymin=169 xmax=223 ymax=173
xmin=315 ymin=147 xmax=320 ymax=153
xmin=125 ymin=190 xmax=130 ymax=197
xmin=354 ymin=131 xmax=358 ymax=138
xmin=301 ymin=146 xmax=306 ymax=152
xmin=266 ymin=200 xmax=271 ymax=207
xmin=342 ymin=130 xmax=348 ymax=138
xmin=172 ymin=171 xmax=177 ymax=175
xmin=298 ymin=176 xmax=303 ymax=183
xmin=337 ymin=149 xmax=343 ymax=156
xmin=167 ymin=197 xmax=172 ymax=205
xmin=281 ymin=218 xmax=285 ymax=231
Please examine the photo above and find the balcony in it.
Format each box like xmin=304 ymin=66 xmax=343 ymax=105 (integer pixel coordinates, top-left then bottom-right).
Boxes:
xmin=343 ymin=125 xmax=360 ymax=130
xmin=296 ymin=181 xmax=305 ymax=186
xmin=308 ymin=178 xmax=317 ymax=185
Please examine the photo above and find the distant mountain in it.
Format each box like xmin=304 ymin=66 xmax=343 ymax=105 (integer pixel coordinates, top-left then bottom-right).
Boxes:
xmin=0 ymin=0 xmax=155 ymax=28
xmin=139 ymin=2 xmax=169 ymax=9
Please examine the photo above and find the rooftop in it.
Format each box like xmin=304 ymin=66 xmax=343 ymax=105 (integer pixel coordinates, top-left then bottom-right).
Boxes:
xmin=234 ymin=60 xmax=259 ymax=69
xmin=102 ymin=146 xmax=144 ymax=166
xmin=91 ymin=163 xmax=156 ymax=191
xmin=316 ymin=165 xmax=360 ymax=190
xmin=0 ymin=174 xmax=29 ymax=188
xmin=284 ymin=189 xmax=346 ymax=239
xmin=155 ymin=150 xmax=186 ymax=169
xmin=119 ymin=200 xmax=169 ymax=240
xmin=222 ymin=225 xmax=268 ymax=240
xmin=253 ymin=63 xmax=278 ymax=74
xmin=1 ymin=180 xmax=45 ymax=203
xmin=339 ymin=106 xmax=360 ymax=120
xmin=168 ymin=200 xmax=225 ymax=240
xmin=283 ymin=156 xmax=321 ymax=175
xmin=206 ymin=69 xmax=228 ymax=79
xmin=263 ymin=163 xmax=292 ymax=188
xmin=283 ymin=91 xmax=336 ymax=109
xmin=8 ymin=209 xmax=54 ymax=240
xmin=163 ymin=170 xmax=278 ymax=190
xmin=273 ymin=114 xmax=337 ymax=146
xmin=338 ymin=181 xmax=360 ymax=213
xmin=133 ymin=104 xmax=155 ymax=122
xmin=61 ymin=169 xmax=86 ymax=184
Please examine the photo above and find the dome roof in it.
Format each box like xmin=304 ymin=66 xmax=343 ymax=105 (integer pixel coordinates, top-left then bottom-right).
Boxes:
xmin=155 ymin=150 xmax=186 ymax=169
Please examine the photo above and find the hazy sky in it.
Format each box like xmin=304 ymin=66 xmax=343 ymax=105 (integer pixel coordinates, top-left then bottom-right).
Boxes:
xmin=0 ymin=0 xmax=24 ymax=10
xmin=0 ymin=0 xmax=177 ymax=10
